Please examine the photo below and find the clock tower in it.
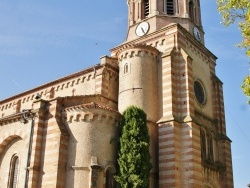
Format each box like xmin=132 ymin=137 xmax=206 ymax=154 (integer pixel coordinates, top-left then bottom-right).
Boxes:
xmin=126 ymin=0 xmax=203 ymax=43
xmin=111 ymin=0 xmax=234 ymax=187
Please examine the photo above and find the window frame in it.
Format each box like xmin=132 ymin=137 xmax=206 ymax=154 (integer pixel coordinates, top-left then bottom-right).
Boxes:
xmin=123 ymin=63 xmax=131 ymax=75
xmin=143 ymin=0 xmax=150 ymax=18
xmin=200 ymin=129 xmax=207 ymax=160
xmin=164 ymin=0 xmax=175 ymax=15
xmin=194 ymin=80 xmax=206 ymax=106
xmin=8 ymin=154 xmax=19 ymax=188
xmin=189 ymin=1 xmax=195 ymax=22
xmin=105 ymin=167 xmax=115 ymax=188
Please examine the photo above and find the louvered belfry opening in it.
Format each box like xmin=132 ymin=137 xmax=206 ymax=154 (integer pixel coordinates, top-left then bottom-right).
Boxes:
xmin=144 ymin=0 xmax=149 ymax=17
xmin=167 ymin=0 xmax=174 ymax=15
xmin=189 ymin=1 xmax=194 ymax=22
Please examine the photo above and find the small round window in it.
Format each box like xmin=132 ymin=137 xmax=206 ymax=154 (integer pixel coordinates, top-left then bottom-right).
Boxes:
xmin=194 ymin=81 xmax=206 ymax=105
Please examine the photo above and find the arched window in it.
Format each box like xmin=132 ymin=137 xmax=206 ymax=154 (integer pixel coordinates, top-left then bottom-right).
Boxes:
xmin=164 ymin=0 xmax=174 ymax=15
xmin=207 ymin=133 xmax=214 ymax=162
xmin=200 ymin=129 xmax=207 ymax=160
xmin=105 ymin=168 xmax=114 ymax=188
xmin=124 ymin=63 xmax=129 ymax=74
xmin=8 ymin=155 xmax=19 ymax=188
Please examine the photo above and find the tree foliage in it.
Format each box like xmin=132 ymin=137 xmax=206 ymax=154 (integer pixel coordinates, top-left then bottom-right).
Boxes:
xmin=115 ymin=106 xmax=151 ymax=188
xmin=217 ymin=0 xmax=250 ymax=56
xmin=241 ymin=75 xmax=250 ymax=103
xmin=217 ymin=0 xmax=250 ymax=102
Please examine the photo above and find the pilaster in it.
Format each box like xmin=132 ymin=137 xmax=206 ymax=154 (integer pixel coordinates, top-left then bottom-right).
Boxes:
xmin=38 ymin=99 xmax=69 ymax=187
xmin=158 ymin=121 xmax=181 ymax=187
xmin=180 ymin=122 xmax=202 ymax=187
xmin=27 ymin=99 xmax=46 ymax=188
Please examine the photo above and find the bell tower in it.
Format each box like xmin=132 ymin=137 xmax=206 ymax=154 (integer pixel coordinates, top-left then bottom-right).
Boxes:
xmin=126 ymin=0 xmax=204 ymax=43
xmin=111 ymin=0 xmax=234 ymax=187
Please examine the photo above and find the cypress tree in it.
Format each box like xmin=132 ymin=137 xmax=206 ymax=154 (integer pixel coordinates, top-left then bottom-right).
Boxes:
xmin=115 ymin=106 xmax=151 ymax=188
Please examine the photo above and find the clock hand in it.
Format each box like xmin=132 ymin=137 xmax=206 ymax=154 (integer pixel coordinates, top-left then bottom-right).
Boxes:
xmin=141 ymin=27 xmax=145 ymax=34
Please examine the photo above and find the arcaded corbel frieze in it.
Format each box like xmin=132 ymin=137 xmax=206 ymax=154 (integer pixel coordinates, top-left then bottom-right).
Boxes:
xmin=65 ymin=112 xmax=118 ymax=124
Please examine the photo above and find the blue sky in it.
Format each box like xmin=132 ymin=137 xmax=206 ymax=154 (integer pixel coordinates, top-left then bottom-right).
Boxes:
xmin=0 ymin=1 xmax=249 ymax=187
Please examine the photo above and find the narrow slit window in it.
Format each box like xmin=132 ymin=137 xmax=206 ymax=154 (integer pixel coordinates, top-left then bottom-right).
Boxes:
xmin=207 ymin=133 xmax=214 ymax=162
xmin=124 ymin=63 xmax=129 ymax=74
xmin=8 ymin=155 xmax=19 ymax=188
xmin=200 ymin=129 xmax=207 ymax=160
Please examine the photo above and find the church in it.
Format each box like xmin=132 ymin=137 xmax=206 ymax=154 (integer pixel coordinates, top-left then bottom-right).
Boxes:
xmin=0 ymin=0 xmax=234 ymax=187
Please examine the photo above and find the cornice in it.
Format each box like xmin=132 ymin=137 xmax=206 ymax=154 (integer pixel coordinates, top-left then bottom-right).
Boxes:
xmin=0 ymin=112 xmax=23 ymax=125
xmin=118 ymin=44 xmax=159 ymax=60
xmin=63 ymin=102 xmax=120 ymax=123
xmin=110 ymin=23 xmax=178 ymax=54
xmin=0 ymin=64 xmax=102 ymax=105
xmin=64 ymin=102 xmax=119 ymax=114
xmin=111 ymin=23 xmax=217 ymax=63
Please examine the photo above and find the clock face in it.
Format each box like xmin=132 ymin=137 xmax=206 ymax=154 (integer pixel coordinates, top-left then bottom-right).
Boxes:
xmin=193 ymin=26 xmax=201 ymax=41
xmin=135 ymin=22 xmax=149 ymax=36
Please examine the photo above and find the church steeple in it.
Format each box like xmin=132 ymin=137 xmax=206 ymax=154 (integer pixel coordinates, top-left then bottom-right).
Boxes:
xmin=111 ymin=1 xmax=233 ymax=187
xmin=126 ymin=0 xmax=204 ymax=43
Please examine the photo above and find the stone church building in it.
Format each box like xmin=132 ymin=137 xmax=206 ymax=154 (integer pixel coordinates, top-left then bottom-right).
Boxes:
xmin=0 ymin=0 xmax=233 ymax=187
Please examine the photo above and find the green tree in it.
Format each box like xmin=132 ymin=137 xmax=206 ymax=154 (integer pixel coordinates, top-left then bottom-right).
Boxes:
xmin=115 ymin=106 xmax=151 ymax=188
xmin=241 ymin=75 xmax=250 ymax=103
xmin=216 ymin=0 xmax=250 ymax=101
xmin=217 ymin=0 xmax=250 ymax=56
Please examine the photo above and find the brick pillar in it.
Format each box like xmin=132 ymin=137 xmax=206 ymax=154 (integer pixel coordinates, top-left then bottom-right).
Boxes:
xmin=27 ymin=99 xmax=46 ymax=188
xmin=39 ymin=99 xmax=69 ymax=187
xmin=95 ymin=67 xmax=111 ymax=98
xmin=181 ymin=54 xmax=195 ymax=120
xmin=219 ymin=138 xmax=234 ymax=188
xmin=158 ymin=121 xmax=181 ymax=187
xmin=213 ymin=78 xmax=234 ymax=188
xmin=161 ymin=50 xmax=177 ymax=120
xmin=180 ymin=122 xmax=202 ymax=187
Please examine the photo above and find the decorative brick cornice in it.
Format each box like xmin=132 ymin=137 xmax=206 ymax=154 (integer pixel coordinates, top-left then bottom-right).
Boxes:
xmin=0 ymin=109 xmax=34 ymax=125
xmin=110 ymin=23 xmax=178 ymax=53
xmin=118 ymin=44 xmax=159 ymax=60
xmin=64 ymin=102 xmax=118 ymax=113
xmin=0 ymin=64 xmax=102 ymax=105
xmin=64 ymin=102 xmax=120 ymax=123
xmin=0 ymin=112 xmax=23 ymax=125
